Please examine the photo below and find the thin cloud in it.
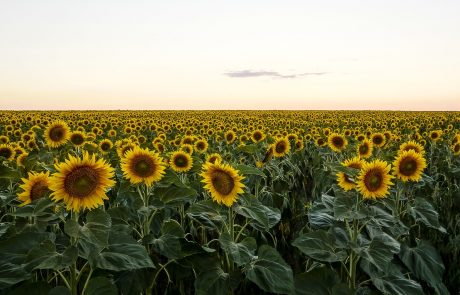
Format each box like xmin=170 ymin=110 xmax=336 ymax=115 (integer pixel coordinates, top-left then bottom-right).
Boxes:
xmin=224 ymin=70 xmax=327 ymax=79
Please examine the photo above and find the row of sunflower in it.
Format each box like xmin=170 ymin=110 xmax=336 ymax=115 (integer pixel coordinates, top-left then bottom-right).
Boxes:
xmin=0 ymin=110 xmax=460 ymax=294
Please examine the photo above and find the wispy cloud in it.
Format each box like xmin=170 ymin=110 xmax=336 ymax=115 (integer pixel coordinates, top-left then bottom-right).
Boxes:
xmin=224 ymin=70 xmax=327 ymax=79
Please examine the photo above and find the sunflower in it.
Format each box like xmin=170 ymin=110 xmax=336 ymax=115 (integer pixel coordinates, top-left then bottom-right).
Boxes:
xmin=99 ymin=139 xmax=113 ymax=154
xmin=328 ymin=133 xmax=348 ymax=152
xmin=429 ymin=130 xmax=442 ymax=142
xmin=251 ymin=130 xmax=265 ymax=143
xmin=370 ymin=133 xmax=386 ymax=148
xmin=121 ymin=147 xmax=166 ymax=187
xmin=336 ymin=157 xmax=365 ymax=191
xmin=315 ymin=137 xmax=327 ymax=147
xmin=0 ymin=144 xmax=15 ymax=160
xmin=357 ymin=139 xmax=373 ymax=158
xmin=17 ymin=171 xmax=51 ymax=206
xmin=16 ymin=153 xmax=29 ymax=167
xmin=201 ymin=161 xmax=245 ymax=207
xmin=272 ymin=137 xmax=290 ymax=157
xmin=170 ymin=151 xmax=193 ymax=172
xmin=194 ymin=139 xmax=208 ymax=153
xmin=294 ymin=139 xmax=304 ymax=151
xmin=398 ymin=140 xmax=425 ymax=155
xmin=224 ymin=130 xmax=237 ymax=144
xmin=45 ymin=120 xmax=70 ymax=148
xmin=452 ymin=143 xmax=460 ymax=156
xmin=393 ymin=150 xmax=426 ymax=182
xmin=357 ymin=160 xmax=394 ymax=199
xmin=180 ymin=144 xmax=194 ymax=154
xmin=70 ymin=131 xmax=86 ymax=147
xmin=206 ymin=153 xmax=222 ymax=164
xmin=117 ymin=141 xmax=136 ymax=158
xmin=49 ymin=152 xmax=115 ymax=212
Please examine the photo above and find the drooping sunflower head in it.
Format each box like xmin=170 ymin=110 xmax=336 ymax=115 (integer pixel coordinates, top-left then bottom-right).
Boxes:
xmin=16 ymin=152 xmax=29 ymax=167
xmin=0 ymin=144 xmax=15 ymax=161
xmin=194 ymin=139 xmax=208 ymax=153
xmin=393 ymin=150 xmax=426 ymax=182
xmin=357 ymin=159 xmax=394 ymax=199
xmin=45 ymin=120 xmax=70 ymax=148
xmin=200 ymin=161 xmax=245 ymax=207
xmin=357 ymin=139 xmax=373 ymax=158
xmin=399 ymin=140 xmax=425 ymax=155
xmin=272 ymin=137 xmax=290 ymax=157
xmin=336 ymin=157 xmax=365 ymax=191
xmin=328 ymin=133 xmax=348 ymax=152
xmin=17 ymin=171 xmax=51 ymax=206
xmin=70 ymin=131 xmax=86 ymax=147
xmin=371 ymin=133 xmax=386 ymax=148
xmin=121 ymin=146 xmax=166 ymax=187
xmin=99 ymin=139 xmax=113 ymax=154
xmin=251 ymin=130 xmax=265 ymax=143
xmin=170 ymin=150 xmax=193 ymax=173
xmin=206 ymin=153 xmax=222 ymax=164
xmin=49 ymin=152 xmax=115 ymax=212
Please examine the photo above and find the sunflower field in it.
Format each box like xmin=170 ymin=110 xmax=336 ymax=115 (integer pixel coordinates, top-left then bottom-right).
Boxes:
xmin=0 ymin=110 xmax=460 ymax=295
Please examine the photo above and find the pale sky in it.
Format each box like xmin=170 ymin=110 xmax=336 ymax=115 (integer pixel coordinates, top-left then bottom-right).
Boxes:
xmin=0 ymin=0 xmax=459 ymax=110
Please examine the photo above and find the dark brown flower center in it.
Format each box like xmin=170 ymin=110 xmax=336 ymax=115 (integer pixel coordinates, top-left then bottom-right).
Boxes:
xmin=373 ymin=136 xmax=383 ymax=145
xmin=101 ymin=142 xmax=111 ymax=151
xmin=0 ymin=147 xmax=12 ymax=159
xmin=196 ymin=142 xmax=206 ymax=150
xmin=332 ymin=136 xmax=344 ymax=148
xmin=30 ymin=181 xmax=49 ymax=200
xmin=399 ymin=157 xmax=417 ymax=176
xmin=359 ymin=144 xmax=369 ymax=154
xmin=364 ymin=169 xmax=383 ymax=192
xmin=253 ymin=132 xmax=262 ymax=141
xmin=454 ymin=144 xmax=460 ymax=153
xmin=211 ymin=170 xmax=235 ymax=195
xmin=174 ymin=154 xmax=189 ymax=168
xmin=275 ymin=141 xmax=287 ymax=153
xmin=131 ymin=155 xmax=156 ymax=177
xmin=71 ymin=134 xmax=84 ymax=145
xmin=226 ymin=133 xmax=234 ymax=141
xmin=64 ymin=166 xmax=99 ymax=198
xmin=49 ymin=126 xmax=65 ymax=142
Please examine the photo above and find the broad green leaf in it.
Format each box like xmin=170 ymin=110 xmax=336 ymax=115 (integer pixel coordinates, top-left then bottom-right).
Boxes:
xmin=408 ymin=197 xmax=446 ymax=233
xmin=356 ymin=233 xmax=400 ymax=272
xmin=85 ymin=277 xmax=118 ymax=295
xmin=292 ymin=230 xmax=347 ymax=262
xmin=294 ymin=267 xmax=352 ymax=295
xmin=195 ymin=267 xmax=230 ymax=295
xmin=245 ymin=245 xmax=294 ymax=294
xmin=333 ymin=194 xmax=367 ymax=221
xmin=399 ymin=241 xmax=448 ymax=295
xmin=219 ymin=231 xmax=257 ymax=266
xmin=154 ymin=184 xmax=197 ymax=205
xmin=8 ymin=281 xmax=52 ymax=295
xmin=187 ymin=199 xmax=225 ymax=229
xmin=236 ymin=195 xmax=281 ymax=231
xmin=235 ymin=164 xmax=266 ymax=177
xmin=371 ymin=274 xmax=424 ymax=295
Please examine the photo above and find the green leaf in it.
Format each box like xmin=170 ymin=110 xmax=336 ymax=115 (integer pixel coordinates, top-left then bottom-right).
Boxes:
xmin=0 ymin=164 xmax=20 ymax=179
xmin=195 ymin=267 xmax=230 ymax=295
xmin=48 ymin=286 xmax=71 ymax=295
xmin=154 ymin=184 xmax=197 ymax=205
xmin=236 ymin=195 xmax=281 ymax=231
xmin=85 ymin=277 xmax=118 ymax=295
xmin=235 ymin=164 xmax=266 ymax=177
xmin=187 ymin=199 xmax=225 ymax=229
xmin=245 ymin=245 xmax=294 ymax=294
xmin=333 ymin=194 xmax=367 ymax=221
xmin=64 ymin=209 xmax=111 ymax=259
xmin=91 ymin=226 xmax=154 ymax=271
xmin=356 ymin=233 xmax=400 ymax=272
xmin=219 ymin=231 xmax=257 ymax=266
xmin=399 ymin=241 xmax=449 ymax=295
xmin=371 ymin=274 xmax=424 ymax=295
xmin=292 ymin=230 xmax=347 ymax=263
xmin=8 ymin=281 xmax=52 ymax=295
xmin=236 ymin=144 xmax=260 ymax=154
xmin=408 ymin=197 xmax=446 ymax=233
xmin=294 ymin=267 xmax=352 ymax=295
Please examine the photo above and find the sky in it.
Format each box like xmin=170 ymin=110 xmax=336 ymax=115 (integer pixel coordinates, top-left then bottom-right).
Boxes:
xmin=0 ymin=0 xmax=459 ymax=110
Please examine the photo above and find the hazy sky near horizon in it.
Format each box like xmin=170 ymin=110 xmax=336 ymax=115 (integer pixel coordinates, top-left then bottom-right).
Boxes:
xmin=0 ymin=0 xmax=459 ymax=110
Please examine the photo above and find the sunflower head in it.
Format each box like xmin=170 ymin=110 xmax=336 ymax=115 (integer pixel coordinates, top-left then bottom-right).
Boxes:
xmin=251 ymin=130 xmax=265 ymax=143
xmin=99 ymin=139 xmax=113 ymax=154
xmin=0 ymin=144 xmax=15 ymax=161
xmin=357 ymin=139 xmax=373 ymax=158
xmin=121 ymin=146 xmax=166 ymax=187
xmin=452 ymin=143 xmax=460 ymax=156
xmin=206 ymin=153 xmax=222 ymax=164
xmin=45 ymin=120 xmax=70 ymax=148
xmin=336 ymin=157 xmax=365 ymax=191
xmin=49 ymin=152 xmax=115 ymax=212
xmin=393 ymin=150 xmax=426 ymax=182
xmin=170 ymin=151 xmax=193 ymax=173
xmin=272 ymin=138 xmax=290 ymax=157
xmin=70 ymin=131 xmax=86 ymax=147
xmin=194 ymin=140 xmax=208 ymax=153
xmin=371 ymin=133 xmax=386 ymax=148
xmin=17 ymin=171 xmax=51 ymax=206
xmin=399 ymin=140 xmax=425 ymax=155
xmin=180 ymin=144 xmax=194 ymax=154
xmin=357 ymin=160 xmax=394 ymax=199
xmin=201 ymin=161 xmax=245 ymax=207
xmin=328 ymin=133 xmax=348 ymax=152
